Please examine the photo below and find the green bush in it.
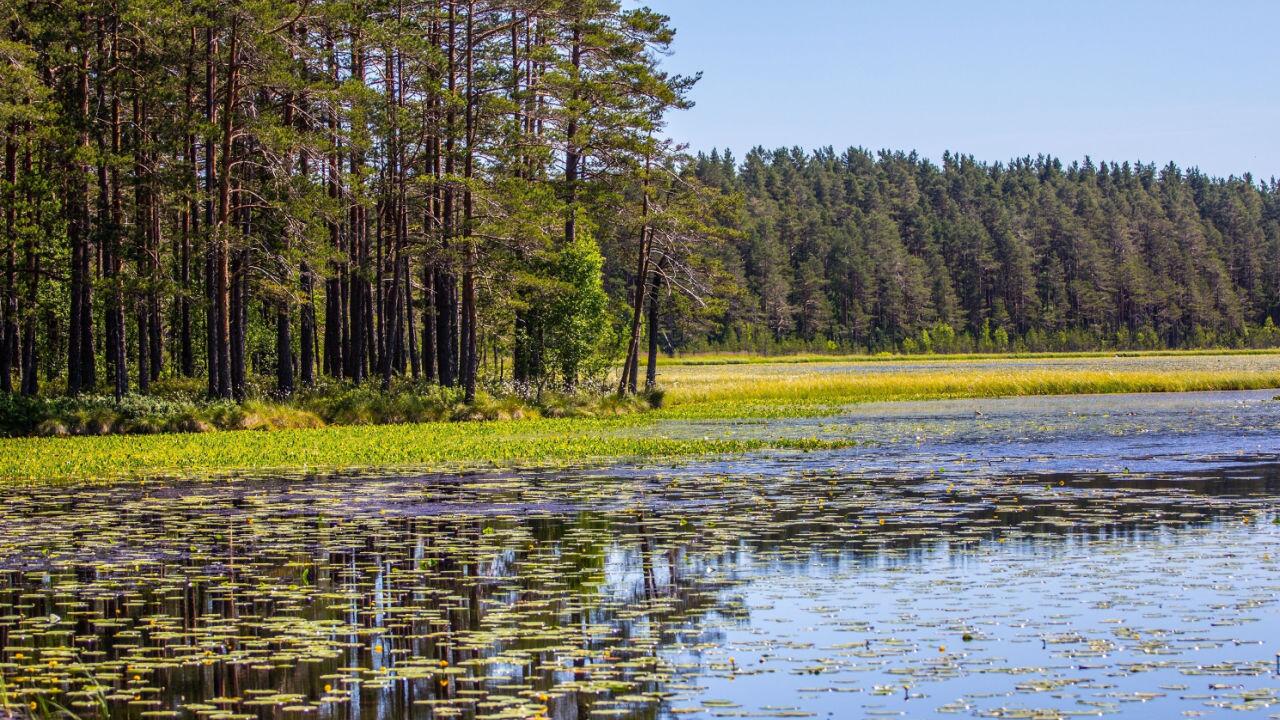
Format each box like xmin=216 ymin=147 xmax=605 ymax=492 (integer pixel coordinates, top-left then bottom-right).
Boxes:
xmin=0 ymin=373 xmax=656 ymax=437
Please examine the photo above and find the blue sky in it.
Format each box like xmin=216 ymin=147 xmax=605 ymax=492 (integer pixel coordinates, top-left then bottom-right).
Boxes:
xmin=636 ymin=0 xmax=1280 ymax=178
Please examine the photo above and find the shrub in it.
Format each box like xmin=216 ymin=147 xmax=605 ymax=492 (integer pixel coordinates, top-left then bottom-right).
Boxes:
xmin=0 ymin=373 xmax=655 ymax=437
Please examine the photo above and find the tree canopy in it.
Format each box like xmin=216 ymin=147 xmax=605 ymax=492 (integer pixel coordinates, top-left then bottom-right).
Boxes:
xmin=671 ymin=148 xmax=1280 ymax=354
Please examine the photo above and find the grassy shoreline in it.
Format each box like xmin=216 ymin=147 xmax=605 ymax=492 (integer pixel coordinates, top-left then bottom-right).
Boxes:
xmin=660 ymin=347 xmax=1280 ymax=366
xmin=5 ymin=351 xmax=1280 ymax=483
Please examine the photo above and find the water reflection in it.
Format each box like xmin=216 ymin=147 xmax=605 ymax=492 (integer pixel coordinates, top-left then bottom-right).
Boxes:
xmin=1 ymin=461 xmax=1277 ymax=718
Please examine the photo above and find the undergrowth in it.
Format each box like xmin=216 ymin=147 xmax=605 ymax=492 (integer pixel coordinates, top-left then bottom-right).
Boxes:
xmin=0 ymin=379 xmax=660 ymax=438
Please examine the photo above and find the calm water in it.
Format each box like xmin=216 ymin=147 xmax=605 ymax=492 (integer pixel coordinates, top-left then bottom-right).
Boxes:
xmin=2 ymin=391 xmax=1279 ymax=719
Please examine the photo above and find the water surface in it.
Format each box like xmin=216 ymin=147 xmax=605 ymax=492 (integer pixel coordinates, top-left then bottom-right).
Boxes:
xmin=2 ymin=390 xmax=1279 ymax=719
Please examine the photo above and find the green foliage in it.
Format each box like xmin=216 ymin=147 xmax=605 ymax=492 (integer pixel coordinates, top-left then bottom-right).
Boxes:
xmin=0 ymin=393 xmax=330 ymax=437
xmin=668 ymin=149 xmax=1280 ymax=355
xmin=540 ymin=228 xmax=615 ymax=386
xmin=0 ymin=376 xmax=661 ymax=438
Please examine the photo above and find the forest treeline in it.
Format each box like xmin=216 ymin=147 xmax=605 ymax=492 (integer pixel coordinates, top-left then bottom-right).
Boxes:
xmin=1 ymin=0 xmax=701 ymax=404
xmin=675 ymin=148 xmax=1280 ymax=355
xmin=4 ymin=1 xmax=1280 ymax=412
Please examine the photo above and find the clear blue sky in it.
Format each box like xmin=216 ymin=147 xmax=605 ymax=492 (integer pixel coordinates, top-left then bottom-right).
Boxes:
xmin=635 ymin=0 xmax=1280 ymax=179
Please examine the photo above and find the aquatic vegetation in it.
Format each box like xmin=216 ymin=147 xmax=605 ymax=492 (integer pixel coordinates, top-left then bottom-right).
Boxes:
xmin=5 ymin=353 xmax=1280 ymax=482
xmin=656 ymin=352 xmax=1280 ymax=417
xmin=0 ymin=461 xmax=1276 ymax=718
xmin=0 ymin=416 xmax=854 ymax=483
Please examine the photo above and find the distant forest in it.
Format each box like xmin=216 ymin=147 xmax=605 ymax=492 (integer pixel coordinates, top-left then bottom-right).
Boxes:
xmin=653 ymin=148 xmax=1280 ymax=355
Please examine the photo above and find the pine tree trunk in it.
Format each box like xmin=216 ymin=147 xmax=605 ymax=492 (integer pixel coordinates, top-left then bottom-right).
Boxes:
xmin=276 ymin=306 xmax=293 ymax=395
xmin=204 ymin=26 xmax=220 ymax=396
xmin=347 ymin=37 xmax=366 ymax=385
xmin=645 ymin=265 xmax=661 ymax=391
xmin=103 ymin=15 xmax=127 ymax=400
xmin=421 ymin=261 xmax=436 ymax=382
xmin=179 ymin=29 xmax=197 ymax=378
xmin=461 ymin=0 xmax=478 ymax=402
xmin=434 ymin=266 xmax=455 ymax=386
xmin=145 ymin=95 xmax=162 ymax=384
xmin=20 ymin=144 xmax=37 ymax=396
xmin=180 ymin=186 xmax=194 ymax=377
xmin=133 ymin=90 xmax=149 ymax=394
xmin=276 ymin=83 xmax=296 ymax=397
xmin=213 ymin=18 xmax=239 ymax=399
xmin=300 ymin=264 xmax=315 ymax=386
xmin=405 ymin=255 xmax=419 ymax=378
xmin=563 ymin=24 xmax=581 ymax=247
xmin=619 ymin=165 xmax=651 ymax=396
xmin=438 ymin=4 xmax=458 ymax=388
xmin=322 ymin=32 xmax=343 ymax=379
xmin=67 ymin=20 xmax=89 ymax=396
xmin=2 ymin=135 xmax=15 ymax=393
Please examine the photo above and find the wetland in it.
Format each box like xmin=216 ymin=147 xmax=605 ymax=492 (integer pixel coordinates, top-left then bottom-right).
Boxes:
xmin=3 ymin=383 xmax=1280 ymax=719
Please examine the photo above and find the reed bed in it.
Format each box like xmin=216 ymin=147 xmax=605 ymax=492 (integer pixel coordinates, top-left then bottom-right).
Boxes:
xmin=6 ymin=352 xmax=1280 ymax=483
xmin=658 ymin=365 xmax=1280 ymax=417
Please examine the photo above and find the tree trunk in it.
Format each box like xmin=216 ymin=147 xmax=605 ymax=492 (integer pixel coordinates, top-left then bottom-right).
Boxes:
xmin=646 ymin=262 xmax=661 ymax=390
xmin=20 ymin=144 xmax=37 ymax=396
xmin=300 ymin=263 xmax=315 ymax=386
xmin=619 ymin=164 xmax=651 ymax=396
xmin=436 ymin=4 xmax=459 ymax=389
xmin=133 ymin=89 xmax=150 ymax=394
xmin=405 ymin=255 xmax=419 ymax=378
xmin=348 ymin=36 xmax=367 ymax=385
xmin=204 ymin=26 xmax=220 ymax=396
xmin=103 ymin=14 xmax=127 ymax=400
xmin=421 ymin=261 xmax=436 ymax=382
xmin=323 ymin=32 xmax=343 ymax=379
xmin=2 ymin=135 xmax=15 ymax=393
xmin=213 ymin=17 xmax=240 ymax=399
xmin=563 ymin=24 xmax=581 ymax=247
xmin=276 ymin=308 xmax=294 ymax=395
xmin=461 ymin=0 xmax=478 ymax=402
xmin=434 ymin=266 xmax=455 ymax=386
xmin=67 ymin=20 xmax=90 ymax=396
xmin=277 ymin=82 xmax=297 ymax=396
xmin=380 ymin=43 xmax=399 ymax=390
xmin=179 ymin=29 xmax=197 ymax=378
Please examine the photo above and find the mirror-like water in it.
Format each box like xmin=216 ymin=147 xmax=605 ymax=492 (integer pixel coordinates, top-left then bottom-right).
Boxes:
xmin=2 ymin=391 xmax=1279 ymax=719
xmin=653 ymin=389 xmax=1280 ymax=477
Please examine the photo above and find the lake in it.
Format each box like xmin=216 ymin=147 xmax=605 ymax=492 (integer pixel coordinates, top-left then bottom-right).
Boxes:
xmin=2 ymin=389 xmax=1279 ymax=719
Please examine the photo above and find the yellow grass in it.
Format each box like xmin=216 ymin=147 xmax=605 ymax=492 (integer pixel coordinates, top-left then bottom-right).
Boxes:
xmin=6 ymin=352 xmax=1280 ymax=482
xmin=654 ymin=353 xmax=1280 ymax=416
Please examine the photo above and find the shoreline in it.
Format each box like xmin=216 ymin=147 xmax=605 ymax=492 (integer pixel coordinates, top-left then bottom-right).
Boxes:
xmin=5 ymin=351 xmax=1280 ymax=484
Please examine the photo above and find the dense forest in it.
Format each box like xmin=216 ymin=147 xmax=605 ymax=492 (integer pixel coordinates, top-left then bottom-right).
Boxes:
xmin=3 ymin=1 xmax=1280 ymax=412
xmin=671 ymin=148 xmax=1280 ymax=355
xmin=0 ymin=0 xmax=704 ymax=404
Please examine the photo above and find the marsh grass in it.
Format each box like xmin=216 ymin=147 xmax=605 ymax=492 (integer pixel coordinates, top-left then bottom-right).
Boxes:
xmin=661 ymin=347 xmax=1280 ymax=366
xmin=656 ymin=365 xmax=1280 ymax=417
xmin=6 ymin=352 xmax=1280 ymax=482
